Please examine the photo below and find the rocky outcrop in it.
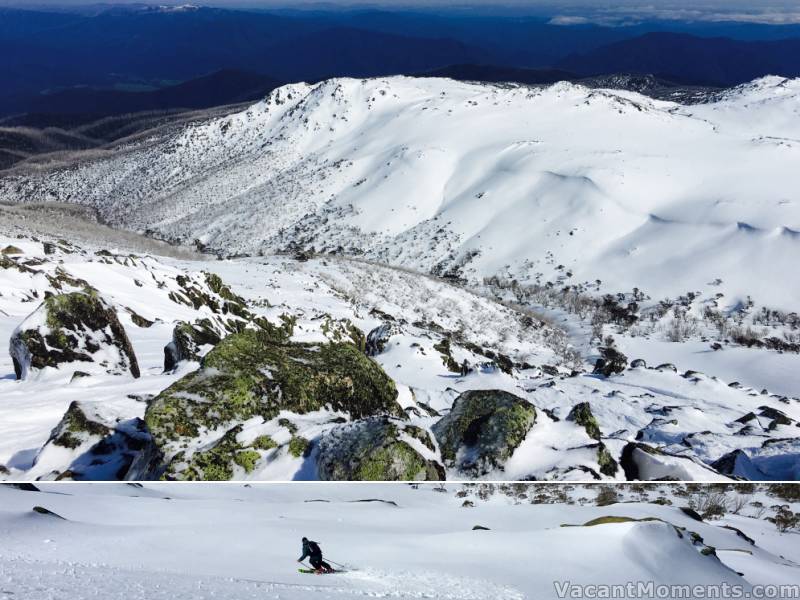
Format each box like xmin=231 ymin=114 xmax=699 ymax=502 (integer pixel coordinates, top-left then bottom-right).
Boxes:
xmin=9 ymin=290 xmax=139 ymax=379
xmin=318 ymin=417 xmax=444 ymax=481
xmin=365 ymin=321 xmax=399 ymax=356
xmin=566 ymin=402 xmax=601 ymax=440
xmin=163 ymin=319 xmax=223 ymax=371
xmin=710 ymin=449 xmax=764 ymax=480
xmin=33 ymin=401 xmax=154 ymax=481
xmin=593 ymin=346 xmax=627 ymax=377
xmin=144 ymin=329 xmax=401 ymax=478
xmin=432 ymin=389 xmax=536 ymax=476
xmin=620 ymin=442 xmax=726 ymax=481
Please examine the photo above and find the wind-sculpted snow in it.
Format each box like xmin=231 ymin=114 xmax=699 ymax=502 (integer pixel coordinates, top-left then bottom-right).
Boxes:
xmin=2 ymin=76 xmax=799 ymax=310
xmin=1 ymin=483 xmax=799 ymax=599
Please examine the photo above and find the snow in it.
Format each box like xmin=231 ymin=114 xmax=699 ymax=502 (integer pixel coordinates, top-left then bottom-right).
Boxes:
xmin=1 ymin=233 xmax=799 ymax=481
xmin=3 ymin=76 xmax=798 ymax=311
xmin=0 ymin=76 xmax=798 ymax=481
xmin=1 ymin=483 xmax=798 ymax=600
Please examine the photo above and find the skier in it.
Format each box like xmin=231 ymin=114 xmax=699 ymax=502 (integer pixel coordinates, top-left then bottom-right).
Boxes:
xmin=298 ymin=537 xmax=333 ymax=574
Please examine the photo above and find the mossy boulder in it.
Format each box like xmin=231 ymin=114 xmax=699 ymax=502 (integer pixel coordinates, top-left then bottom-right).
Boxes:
xmin=145 ymin=328 xmax=400 ymax=465
xmin=162 ymin=425 xmax=253 ymax=480
xmin=566 ymin=402 xmax=601 ymax=440
xmin=47 ymin=401 xmax=111 ymax=450
xmin=596 ymin=443 xmax=620 ymax=477
xmin=33 ymin=402 xmax=154 ymax=481
xmin=321 ymin=316 xmax=365 ymax=352
xmin=432 ymin=389 xmax=536 ymax=475
xmin=163 ymin=319 xmax=223 ymax=371
xmin=9 ymin=290 xmax=139 ymax=379
xmin=317 ymin=416 xmax=444 ymax=481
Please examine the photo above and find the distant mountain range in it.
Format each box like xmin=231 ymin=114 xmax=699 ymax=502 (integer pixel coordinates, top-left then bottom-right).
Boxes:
xmin=1 ymin=5 xmax=800 ymax=118
xmin=17 ymin=70 xmax=282 ymax=117
xmin=557 ymin=32 xmax=800 ymax=86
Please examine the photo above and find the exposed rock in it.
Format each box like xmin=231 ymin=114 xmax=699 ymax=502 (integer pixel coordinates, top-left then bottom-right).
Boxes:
xmin=34 ymin=401 xmax=154 ymax=481
xmin=318 ymin=416 xmax=444 ymax=481
xmin=145 ymin=329 xmax=401 ymax=475
xmin=163 ymin=319 xmax=223 ymax=372
xmin=32 ymin=506 xmax=65 ymax=519
xmin=566 ymin=402 xmax=601 ymax=440
xmin=758 ymin=406 xmax=793 ymax=429
xmin=159 ymin=425 xmax=264 ymax=480
xmin=472 ymin=525 xmax=490 ymax=530
xmin=655 ymin=363 xmax=678 ymax=372
xmin=595 ymin=443 xmax=620 ymax=477
xmin=365 ymin=321 xmax=399 ymax=356
xmin=630 ymin=358 xmax=647 ymax=369
xmin=593 ymin=347 xmax=628 ymax=377
xmin=620 ymin=442 xmax=725 ymax=481
xmin=126 ymin=308 xmax=154 ymax=328
xmin=321 ymin=316 xmax=365 ymax=351
xmin=1 ymin=245 xmax=23 ymax=255
xmin=679 ymin=507 xmax=704 ymax=522
xmin=7 ymin=483 xmax=40 ymax=491
xmin=710 ymin=449 xmax=764 ymax=480
xmin=69 ymin=371 xmax=90 ymax=383
xmin=432 ymin=389 xmax=536 ymax=476
xmin=46 ymin=401 xmax=111 ymax=451
xmin=720 ymin=525 xmax=755 ymax=545
xmin=433 ymin=337 xmax=461 ymax=373
xmin=9 ymin=290 xmax=139 ymax=379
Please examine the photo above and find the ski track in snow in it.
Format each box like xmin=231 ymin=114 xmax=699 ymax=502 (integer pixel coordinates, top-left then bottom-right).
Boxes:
xmin=0 ymin=558 xmax=523 ymax=600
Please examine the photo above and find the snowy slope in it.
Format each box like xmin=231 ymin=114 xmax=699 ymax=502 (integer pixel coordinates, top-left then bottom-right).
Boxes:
xmin=1 ymin=483 xmax=798 ymax=600
xmin=1 ymin=76 xmax=798 ymax=312
xmin=2 ymin=233 xmax=799 ymax=481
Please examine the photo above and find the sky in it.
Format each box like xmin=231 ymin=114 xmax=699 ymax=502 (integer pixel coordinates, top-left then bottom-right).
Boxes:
xmin=5 ymin=0 xmax=800 ymax=25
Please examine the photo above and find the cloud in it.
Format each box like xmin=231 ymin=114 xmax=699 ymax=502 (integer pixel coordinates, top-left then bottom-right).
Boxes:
xmin=548 ymin=15 xmax=592 ymax=25
xmin=544 ymin=3 xmax=800 ymax=26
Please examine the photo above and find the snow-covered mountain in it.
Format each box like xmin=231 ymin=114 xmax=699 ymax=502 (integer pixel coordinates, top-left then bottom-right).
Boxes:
xmin=1 ymin=482 xmax=798 ymax=600
xmin=1 ymin=76 xmax=799 ymax=482
xmin=2 ymin=75 xmax=798 ymax=309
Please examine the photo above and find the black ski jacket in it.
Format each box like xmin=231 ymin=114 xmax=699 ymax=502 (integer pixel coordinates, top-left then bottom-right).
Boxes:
xmin=299 ymin=539 xmax=322 ymax=561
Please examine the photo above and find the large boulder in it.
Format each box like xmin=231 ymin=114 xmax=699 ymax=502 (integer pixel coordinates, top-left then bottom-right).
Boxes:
xmin=620 ymin=442 xmax=728 ymax=481
xmin=432 ymin=389 xmax=536 ymax=476
xmin=710 ymin=449 xmax=764 ymax=480
xmin=592 ymin=346 xmax=627 ymax=377
xmin=365 ymin=322 xmax=399 ymax=356
xmin=31 ymin=401 xmax=153 ymax=481
xmin=144 ymin=328 xmax=401 ymax=476
xmin=163 ymin=319 xmax=223 ymax=372
xmin=9 ymin=290 xmax=139 ymax=379
xmin=317 ymin=417 xmax=444 ymax=481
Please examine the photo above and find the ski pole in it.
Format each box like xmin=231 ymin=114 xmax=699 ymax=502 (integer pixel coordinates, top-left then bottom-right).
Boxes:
xmin=326 ymin=558 xmax=346 ymax=568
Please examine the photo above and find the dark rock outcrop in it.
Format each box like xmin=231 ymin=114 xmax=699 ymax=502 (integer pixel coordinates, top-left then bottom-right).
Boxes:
xmin=163 ymin=319 xmax=223 ymax=371
xmin=593 ymin=347 xmax=627 ymax=377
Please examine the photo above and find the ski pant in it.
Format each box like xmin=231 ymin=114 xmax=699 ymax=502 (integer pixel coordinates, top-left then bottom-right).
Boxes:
xmin=310 ymin=556 xmax=332 ymax=572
